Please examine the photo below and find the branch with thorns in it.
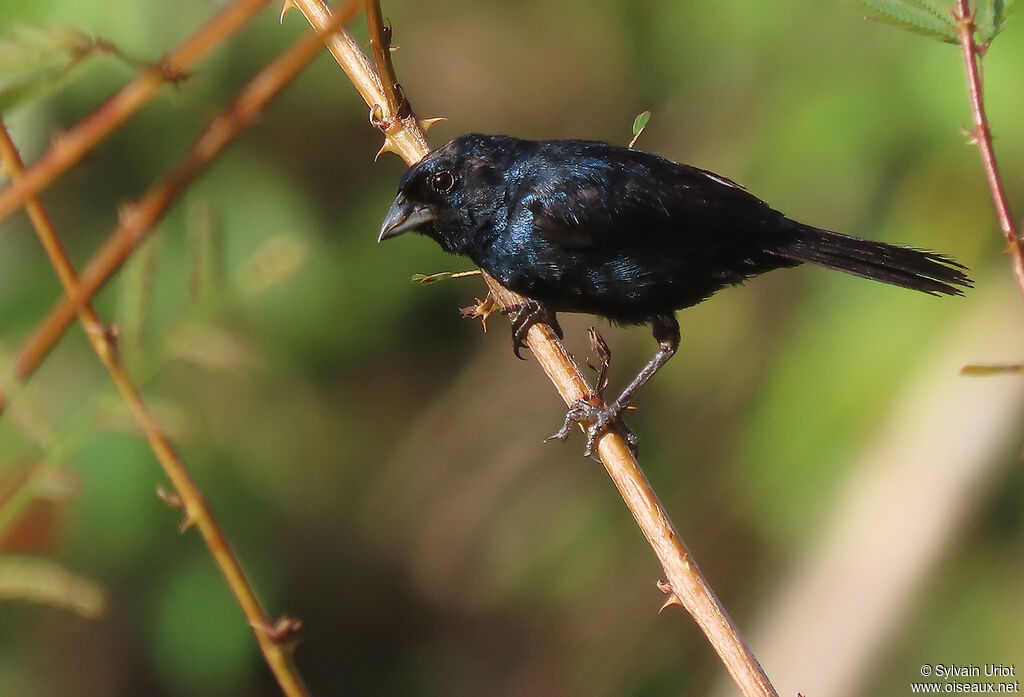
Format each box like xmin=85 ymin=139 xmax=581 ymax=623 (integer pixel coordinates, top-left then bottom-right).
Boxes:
xmin=953 ymin=0 xmax=1024 ymax=301
xmin=0 ymin=2 xmax=364 ymax=695
xmin=0 ymin=0 xmax=360 ymax=416
xmin=0 ymin=0 xmax=273 ymax=225
xmin=287 ymin=1 xmax=779 ymax=695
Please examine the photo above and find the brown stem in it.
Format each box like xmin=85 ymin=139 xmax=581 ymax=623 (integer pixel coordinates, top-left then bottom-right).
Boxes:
xmin=291 ymin=0 xmax=430 ymax=161
xmin=0 ymin=122 xmax=309 ymax=697
xmin=0 ymin=0 xmax=273 ymax=226
xmin=1 ymin=4 xmax=359 ymax=415
xmin=290 ymin=2 xmax=777 ymax=695
xmin=364 ymin=0 xmax=404 ymax=122
xmin=953 ymin=0 xmax=1024 ymax=300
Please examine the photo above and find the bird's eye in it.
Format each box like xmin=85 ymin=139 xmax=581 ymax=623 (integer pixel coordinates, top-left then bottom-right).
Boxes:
xmin=430 ymin=170 xmax=455 ymax=194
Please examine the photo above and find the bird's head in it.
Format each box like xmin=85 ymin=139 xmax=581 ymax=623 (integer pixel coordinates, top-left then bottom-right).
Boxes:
xmin=378 ymin=134 xmax=516 ymax=256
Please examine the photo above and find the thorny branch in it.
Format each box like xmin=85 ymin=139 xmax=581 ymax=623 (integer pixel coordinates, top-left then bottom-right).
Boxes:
xmin=0 ymin=6 xmax=362 ymax=695
xmin=288 ymin=1 xmax=778 ymax=696
xmin=953 ymin=0 xmax=1024 ymax=301
xmin=0 ymin=121 xmax=310 ymax=697
xmin=0 ymin=2 xmax=360 ymax=416
xmin=0 ymin=0 xmax=273 ymax=226
xmin=363 ymin=0 xmax=406 ymax=124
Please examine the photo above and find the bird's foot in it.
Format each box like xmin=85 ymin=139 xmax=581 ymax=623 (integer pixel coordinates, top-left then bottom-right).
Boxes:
xmin=545 ymin=398 xmax=638 ymax=458
xmin=500 ymin=300 xmax=562 ymax=359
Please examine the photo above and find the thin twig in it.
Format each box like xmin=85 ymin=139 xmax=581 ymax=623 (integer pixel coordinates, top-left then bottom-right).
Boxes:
xmin=363 ymin=0 xmax=404 ymax=121
xmin=0 ymin=0 xmax=272 ymax=226
xmin=0 ymin=4 xmax=359 ymax=416
xmin=289 ymin=0 xmax=431 ymax=162
xmin=952 ymin=0 xmax=1024 ymax=300
xmin=289 ymin=2 xmax=777 ymax=695
xmin=0 ymin=121 xmax=310 ymax=697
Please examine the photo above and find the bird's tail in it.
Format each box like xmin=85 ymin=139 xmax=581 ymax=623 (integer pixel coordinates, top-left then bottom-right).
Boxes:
xmin=771 ymin=224 xmax=972 ymax=296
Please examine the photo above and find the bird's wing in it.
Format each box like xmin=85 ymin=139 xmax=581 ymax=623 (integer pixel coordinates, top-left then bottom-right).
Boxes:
xmin=516 ymin=144 xmax=783 ymax=253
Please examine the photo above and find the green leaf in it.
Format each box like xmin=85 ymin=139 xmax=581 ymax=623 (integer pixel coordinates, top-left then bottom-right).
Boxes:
xmin=0 ymin=556 xmax=106 ymax=618
xmin=411 ymin=269 xmax=480 ymax=285
xmin=905 ymin=0 xmax=959 ymax=23
xmin=976 ymin=0 xmax=1018 ymax=44
xmin=0 ymin=25 xmax=100 ymax=113
xmin=629 ymin=110 xmax=652 ymax=148
xmin=149 ymin=557 xmax=256 ymax=694
xmin=632 ymin=110 xmax=651 ymax=136
xmin=856 ymin=0 xmax=959 ymax=42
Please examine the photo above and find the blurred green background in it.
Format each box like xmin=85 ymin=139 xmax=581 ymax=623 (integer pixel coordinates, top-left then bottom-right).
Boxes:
xmin=1 ymin=1 xmax=1022 ymax=696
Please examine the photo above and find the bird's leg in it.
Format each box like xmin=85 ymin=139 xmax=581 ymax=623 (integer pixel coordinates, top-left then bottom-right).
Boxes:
xmin=500 ymin=300 xmax=563 ymax=360
xmin=548 ymin=314 xmax=680 ymax=457
xmin=580 ymin=327 xmax=639 ymax=449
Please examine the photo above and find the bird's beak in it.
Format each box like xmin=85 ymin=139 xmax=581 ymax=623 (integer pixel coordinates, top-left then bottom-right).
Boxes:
xmin=378 ymin=193 xmax=436 ymax=242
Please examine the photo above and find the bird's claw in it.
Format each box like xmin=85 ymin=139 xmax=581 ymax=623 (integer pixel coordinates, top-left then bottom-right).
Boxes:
xmin=545 ymin=399 xmax=638 ymax=458
xmin=500 ymin=300 xmax=562 ymax=360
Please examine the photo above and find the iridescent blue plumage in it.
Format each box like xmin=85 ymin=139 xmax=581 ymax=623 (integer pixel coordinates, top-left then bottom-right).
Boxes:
xmin=378 ymin=133 xmax=970 ymax=454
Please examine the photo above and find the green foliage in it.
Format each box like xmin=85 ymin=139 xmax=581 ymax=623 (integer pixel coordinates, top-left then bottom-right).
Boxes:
xmin=149 ymin=556 xmax=255 ymax=695
xmin=71 ymin=433 xmax=166 ymax=570
xmin=2 ymin=0 xmax=1021 ymax=694
xmin=856 ymin=0 xmax=1017 ymax=44
xmin=976 ymin=0 xmax=1018 ymax=43
xmin=629 ymin=109 xmax=651 ymax=148
xmin=410 ymin=269 xmax=480 ymax=285
xmin=0 ymin=25 xmax=109 ymax=112
xmin=856 ymin=0 xmax=960 ymax=42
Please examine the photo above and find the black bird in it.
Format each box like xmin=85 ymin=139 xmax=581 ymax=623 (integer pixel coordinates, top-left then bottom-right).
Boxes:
xmin=379 ymin=134 xmax=970 ymax=455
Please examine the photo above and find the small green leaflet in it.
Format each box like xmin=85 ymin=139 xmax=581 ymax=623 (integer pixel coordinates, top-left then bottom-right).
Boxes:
xmin=629 ymin=110 xmax=651 ymax=149
xmin=0 ymin=24 xmax=145 ymax=113
xmin=1 ymin=25 xmax=96 ymax=112
xmin=410 ymin=269 xmax=482 ymax=285
xmin=856 ymin=0 xmax=1016 ymax=44
xmin=857 ymin=0 xmax=959 ymax=42
xmin=976 ymin=0 xmax=1017 ymax=44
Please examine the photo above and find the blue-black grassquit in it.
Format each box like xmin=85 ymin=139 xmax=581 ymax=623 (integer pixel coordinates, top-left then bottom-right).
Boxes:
xmin=379 ymin=134 xmax=970 ymax=454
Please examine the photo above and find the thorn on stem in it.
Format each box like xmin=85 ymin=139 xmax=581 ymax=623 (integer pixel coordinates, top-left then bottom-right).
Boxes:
xmin=252 ymin=615 xmax=303 ymax=645
xmin=156 ymin=60 xmax=190 ymax=87
xmin=962 ymin=123 xmax=990 ymax=147
xmin=156 ymin=485 xmax=184 ymax=509
xmin=178 ymin=514 xmax=196 ymax=534
xmin=418 ymin=117 xmax=446 ymax=133
xmin=374 ymin=134 xmax=400 ymax=161
xmin=103 ymin=323 xmax=121 ymax=346
xmin=157 ymin=486 xmax=195 ymax=532
xmin=87 ymin=322 xmax=120 ymax=361
xmin=657 ymin=580 xmax=682 ymax=613
xmin=279 ymin=0 xmax=296 ymax=23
